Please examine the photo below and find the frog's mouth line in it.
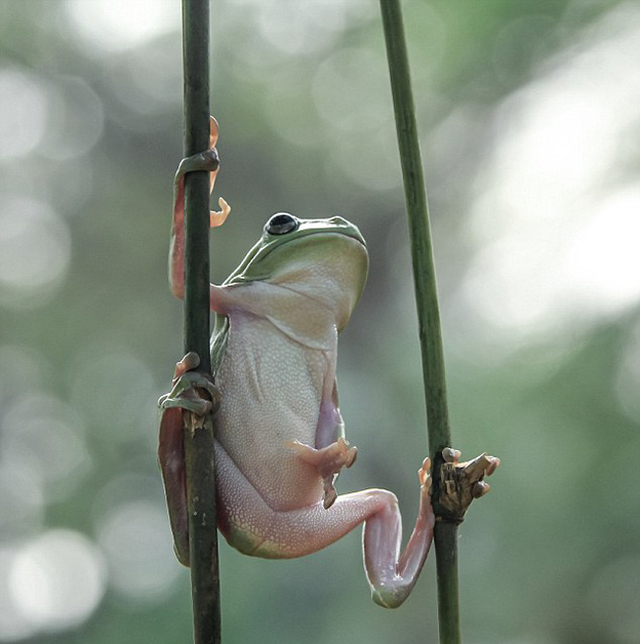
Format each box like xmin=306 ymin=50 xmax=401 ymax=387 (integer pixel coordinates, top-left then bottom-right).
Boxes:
xmin=223 ymin=221 xmax=366 ymax=287
xmin=253 ymin=229 xmax=366 ymax=263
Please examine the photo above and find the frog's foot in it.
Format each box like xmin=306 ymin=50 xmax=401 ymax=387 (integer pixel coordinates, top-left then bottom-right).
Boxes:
xmin=176 ymin=147 xmax=219 ymax=179
xmin=210 ymin=197 xmax=231 ymax=227
xmin=173 ymin=116 xmax=231 ymax=229
xmin=158 ymin=352 xmax=220 ymax=416
xmin=286 ymin=437 xmax=357 ymax=509
xmin=436 ymin=447 xmax=500 ymax=520
xmin=174 ymin=153 xmax=230 ymax=228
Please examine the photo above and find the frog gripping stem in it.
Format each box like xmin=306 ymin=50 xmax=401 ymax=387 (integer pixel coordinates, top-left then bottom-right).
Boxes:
xmin=179 ymin=1 xmax=221 ymax=643
xmin=433 ymin=449 xmax=500 ymax=522
xmin=379 ymin=1 xmax=500 ymax=642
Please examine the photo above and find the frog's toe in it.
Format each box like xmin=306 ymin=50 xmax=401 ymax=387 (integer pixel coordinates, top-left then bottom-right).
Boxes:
xmin=462 ymin=452 xmax=500 ymax=482
xmin=285 ymin=439 xmax=303 ymax=452
xmin=159 ymin=394 xmax=212 ymax=416
xmin=334 ymin=437 xmax=357 ymax=469
xmin=485 ymin=455 xmax=500 ymax=476
xmin=345 ymin=445 xmax=357 ymax=468
xmin=418 ymin=457 xmax=431 ymax=488
xmin=175 ymin=352 xmax=200 ymax=377
xmin=211 ymin=197 xmax=231 ymax=228
xmin=323 ymin=486 xmax=337 ymax=510
xmin=442 ymin=447 xmax=462 ymax=464
xmin=418 ymin=460 xmax=432 ymax=509
xmin=472 ymin=481 xmax=490 ymax=498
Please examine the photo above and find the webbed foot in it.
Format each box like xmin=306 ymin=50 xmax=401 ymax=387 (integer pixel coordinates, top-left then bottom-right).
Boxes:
xmin=287 ymin=437 xmax=357 ymax=509
xmin=436 ymin=447 xmax=500 ymax=520
xmin=158 ymin=352 xmax=220 ymax=416
xmin=173 ymin=116 xmax=231 ymax=229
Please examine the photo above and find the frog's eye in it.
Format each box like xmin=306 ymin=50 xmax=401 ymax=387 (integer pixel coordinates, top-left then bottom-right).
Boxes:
xmin=265 ymin=213 xmax=299 ymax=235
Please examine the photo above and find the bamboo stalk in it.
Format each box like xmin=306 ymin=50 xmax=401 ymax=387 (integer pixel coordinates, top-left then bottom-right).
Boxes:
xmin=181 ymin=1 xmax=221 ymax=642
xmin=378 ymin=1 xmax=460 ymax=642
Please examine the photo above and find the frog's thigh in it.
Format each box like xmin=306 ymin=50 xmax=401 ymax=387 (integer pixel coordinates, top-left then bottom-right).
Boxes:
xmin=214 ymin=440 xmax=396 ymax=559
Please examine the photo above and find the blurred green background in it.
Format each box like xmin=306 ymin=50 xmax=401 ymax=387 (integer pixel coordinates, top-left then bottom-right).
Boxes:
xmin=1 ymin=0 xmax=639 ymax=642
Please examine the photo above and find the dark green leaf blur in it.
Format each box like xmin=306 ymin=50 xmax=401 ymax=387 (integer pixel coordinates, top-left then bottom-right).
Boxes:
xmin=1 ymin=1 xmax=638 ymax=643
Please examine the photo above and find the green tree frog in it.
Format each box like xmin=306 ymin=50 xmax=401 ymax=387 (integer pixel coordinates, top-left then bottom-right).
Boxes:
xmin=158 ymin=119 xmax=499 ymax=608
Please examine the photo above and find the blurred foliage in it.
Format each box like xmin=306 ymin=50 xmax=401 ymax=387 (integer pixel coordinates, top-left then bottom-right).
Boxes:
xmin=1 ymin=1 xmax=639 ymax=643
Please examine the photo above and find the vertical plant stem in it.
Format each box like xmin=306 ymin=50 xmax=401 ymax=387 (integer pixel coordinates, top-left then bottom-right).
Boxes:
xmin=182 ymin=1 xmax=221 ymax=643
xmin=379 ymin=1 xmax=459 ymax=643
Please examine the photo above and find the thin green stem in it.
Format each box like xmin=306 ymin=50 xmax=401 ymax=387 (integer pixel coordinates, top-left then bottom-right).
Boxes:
xmin=379 ymin=1 xmax=459 ymax=642
xmin=182 ymin=1 xmax=221 ymax=642
xmin=434 ymin=522 xmax=460 ymax=643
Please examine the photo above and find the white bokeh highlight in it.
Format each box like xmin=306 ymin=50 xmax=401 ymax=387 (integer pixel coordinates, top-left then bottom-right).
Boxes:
xmin=64 ymin=0 xmax=179 ymax=54
xmin=8 ymin=531 xmax=106 ymax=635
xmin=462 ymin=5 xmax=640 ymax=336
xmin=1 ymin=394 xmax=91 ymax=502
xmin=97 ymin=501 xmax=180 ymax=603
xmin=0 ymin=196 xmax=71 ymax=311
xmin=0 ymin=69 xmax=49 ymax=160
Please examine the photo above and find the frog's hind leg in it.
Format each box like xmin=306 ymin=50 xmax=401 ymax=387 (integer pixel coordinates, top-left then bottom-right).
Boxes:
xmin=215 ymin=443 xmax=434 ymax=609
xmin=158 ymin=406 xmax=189 ymax=566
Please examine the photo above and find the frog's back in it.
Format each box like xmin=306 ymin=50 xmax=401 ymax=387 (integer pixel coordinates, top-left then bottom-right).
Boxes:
xmin=213 ymin=310 xmax=327 ymax=510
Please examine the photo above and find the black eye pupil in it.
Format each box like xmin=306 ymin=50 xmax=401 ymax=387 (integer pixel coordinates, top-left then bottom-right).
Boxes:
xmin=266 ymin=213 xmax=299 ymax=235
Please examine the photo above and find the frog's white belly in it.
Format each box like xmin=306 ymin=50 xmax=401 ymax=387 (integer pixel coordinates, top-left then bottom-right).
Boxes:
xmin=214 ymin=312 xmax=327 ymax=510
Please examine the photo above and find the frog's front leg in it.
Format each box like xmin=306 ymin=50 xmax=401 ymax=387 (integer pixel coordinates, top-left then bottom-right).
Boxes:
xmin=169 ymin=115 xmax=231 ymax=300
xmin=288 ymin=380 xmax=356 ymax=509
xmin=288 ymin=437 xmax=357 ymax=509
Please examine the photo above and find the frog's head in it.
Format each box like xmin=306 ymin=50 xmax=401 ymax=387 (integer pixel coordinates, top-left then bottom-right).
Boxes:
xmin=226 ymin=213 xmax=368 ymax=330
